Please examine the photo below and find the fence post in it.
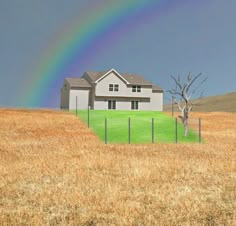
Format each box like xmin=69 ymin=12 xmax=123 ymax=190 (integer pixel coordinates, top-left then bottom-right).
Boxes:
xmin=175 ymin=118 xmax=178 ymax=144
xmin=172 ymin=96 xmax=174 ymax=117
xmin=105 ymin=118 xmax=107 ymax=144
xmin=128 ymin=117 xmax=131 ymax=144
xmin=199 ymin=118 xmax=201 ymax=143
xmin=76 ymin=96 xmax=78 ymax=116
xmin=87 ymin=105 xmax=90 ymax=128
xmin=152 ymin=118 xmax=154 ymax=143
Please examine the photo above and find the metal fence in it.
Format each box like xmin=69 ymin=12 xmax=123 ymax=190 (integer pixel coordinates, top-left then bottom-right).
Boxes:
xmin=78 ymin=114 xmax=201 ymax=144
xmin=75 ymin=102 xmax=202 ymax=144
xmin=102 ymin=117 xmax=202 ymax=144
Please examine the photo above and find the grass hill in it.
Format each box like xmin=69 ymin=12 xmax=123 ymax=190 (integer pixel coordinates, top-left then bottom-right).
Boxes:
xmin=164 ymin=92 xmax=236 ymax=112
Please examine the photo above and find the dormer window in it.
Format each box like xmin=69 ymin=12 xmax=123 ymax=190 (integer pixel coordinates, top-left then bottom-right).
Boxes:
xmin=132 ymin=85 xmax=141 ymax=92
xmin=109 ymin=84 xmax=119 ymax=92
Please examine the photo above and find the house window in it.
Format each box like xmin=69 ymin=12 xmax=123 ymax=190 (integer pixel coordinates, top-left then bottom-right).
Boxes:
xmin=131 ymin=101 xmax=139 ymax=110
xmin=109 ymin=84 xmax=119 ymax=92
xmin=137 ymin=86 xmax=141 ymax=92
xmin=108 ymin=100 xmax=116 ymax=110
xmin=132 ymin=85 xmax=141 ymax=92
xmin=114 ymin=84 xmax=119 ymax=91
xmin=109 ymin=84 xmax=113 ymax=91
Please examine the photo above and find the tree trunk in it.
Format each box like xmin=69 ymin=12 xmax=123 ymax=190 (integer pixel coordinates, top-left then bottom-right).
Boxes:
xmin=183 ymin=117 xmax=188 ymax=137
xmin=182 ymin=107 xmax=189 ymax=137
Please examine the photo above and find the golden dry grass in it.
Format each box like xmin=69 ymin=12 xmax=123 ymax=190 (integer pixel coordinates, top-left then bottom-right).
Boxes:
xmin=164 ymin=92 xmax=236 ymax=112
xmin=0 ymin=108 xmax=235 ymax=225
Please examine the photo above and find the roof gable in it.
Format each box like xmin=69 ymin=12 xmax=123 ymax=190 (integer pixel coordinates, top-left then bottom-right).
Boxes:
xmin=94 ymin=69 xmax=130 ymax=84
xmin=83 ymin=70 xmax=110 ymax=83
xmin=65 ymin=69 xmax=163 ymax=92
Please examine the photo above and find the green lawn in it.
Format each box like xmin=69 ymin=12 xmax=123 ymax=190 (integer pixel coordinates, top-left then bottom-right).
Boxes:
xmin=76 ymin=110 xmax=199 ymax=144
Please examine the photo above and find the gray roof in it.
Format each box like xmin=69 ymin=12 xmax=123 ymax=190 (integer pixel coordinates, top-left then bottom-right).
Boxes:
xmin=65 ymin=69 xmax=163 ymax=91
xmin=83 ymin=70 xmax=111 ymax=83
xmin=84 ymin=70 xmax=152 ymax=85
xmin=65 ymin=78 xmax=92 ymax=88
xmin=84 ymin=69 xmax=161 ymax=86
xmin=120 ymin=73 xmax=152 ymax=85
xmin=152 ymin=84 xmax=163 ymax=91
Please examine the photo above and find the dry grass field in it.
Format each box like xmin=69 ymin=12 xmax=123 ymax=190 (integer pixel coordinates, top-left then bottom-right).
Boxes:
xmin=0 ymin=108 xmax=235 ymax=225
xmin=164 ymin=92 xmax=236 ymax=112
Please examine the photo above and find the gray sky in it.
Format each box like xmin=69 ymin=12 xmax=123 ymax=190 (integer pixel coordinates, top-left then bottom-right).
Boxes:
xmin=0 ymin=0 xmax=235 ymax=108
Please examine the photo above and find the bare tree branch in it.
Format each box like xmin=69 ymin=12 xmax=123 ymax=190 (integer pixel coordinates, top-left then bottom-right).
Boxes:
xmin=185 ymin=73 xmax=202 ymax=95
xmin=176 ymin=100 xmax=184 ymax=111
xmin=167 ymin=72 xmax=207 ymax=137
xmin=170 ymin=75 xmax=182 ymax=91
xmin=167 ymin=90 xmax=183 ymax=98
xmin=189 ymin=76 xmax=207 ymax=100
xmin=187 ymin=72 xmax=192 ymax=82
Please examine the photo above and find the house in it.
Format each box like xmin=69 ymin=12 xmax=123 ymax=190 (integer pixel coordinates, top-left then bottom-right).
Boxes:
xmin=60 ymin=69 xmax=163 ymax=111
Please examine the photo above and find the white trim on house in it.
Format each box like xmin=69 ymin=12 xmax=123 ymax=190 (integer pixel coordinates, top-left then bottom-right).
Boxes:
xmin=61 ymin=69 xmax=163 ymax=111
xmin=94 ymin=68 xmax=130 ymax=85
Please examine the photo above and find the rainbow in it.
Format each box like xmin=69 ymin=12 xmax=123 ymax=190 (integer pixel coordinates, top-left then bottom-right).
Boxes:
xmin=20 ymin=0 xmax=175 ymax=108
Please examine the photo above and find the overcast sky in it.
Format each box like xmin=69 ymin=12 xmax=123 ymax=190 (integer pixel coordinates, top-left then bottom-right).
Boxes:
xmin=0 ymin=0 xmax=235 ymax=108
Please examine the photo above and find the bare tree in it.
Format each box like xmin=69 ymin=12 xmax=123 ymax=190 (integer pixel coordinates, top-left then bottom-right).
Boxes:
xmin=168 ymin=72 xmax=207 ymax=137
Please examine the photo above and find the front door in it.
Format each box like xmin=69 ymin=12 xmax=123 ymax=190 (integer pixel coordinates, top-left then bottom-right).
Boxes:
xmin=108 ymin=100 xmax=116 ymax=110
xmin=131 ymin=101 xmax=139 ymax=110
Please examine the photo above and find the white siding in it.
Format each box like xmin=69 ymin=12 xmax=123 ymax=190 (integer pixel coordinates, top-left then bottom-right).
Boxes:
xmin=69 ymin=89 xmax=90 ymax=110
xmin=95 ymin=71 xmax=152 ymax=98
xmin=117 ymin=100 xmax=132 ymax=110
xmin=94 ymin=98 xmax=107 ymax=110
xmin=150 ymin=92 xmax=163 ymax=111
xmin=94 ymin=92 xmax=163 ymax=111
xmin=139 ymin=100 xmax=152 ymax=111
xmin=94 ymin=98 xmax=131 ymax=110
xmin=62 ymin=70 xmax=163 ymax=111
xmin=93 ymin=70 xmax=163 ymax=111
xmin=60 ymin=81 xmax=70 ymax=109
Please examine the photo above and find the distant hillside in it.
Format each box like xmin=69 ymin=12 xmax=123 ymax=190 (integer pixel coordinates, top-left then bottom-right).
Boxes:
xmin=164 ymin=92 xmax=236 ymax=112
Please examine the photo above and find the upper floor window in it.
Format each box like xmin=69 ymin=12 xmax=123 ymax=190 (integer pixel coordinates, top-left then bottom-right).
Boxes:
xmin=132 ymin=85 xmax=141 ymax=92
xmin=109 ymin=84 xmax=119 ymax=92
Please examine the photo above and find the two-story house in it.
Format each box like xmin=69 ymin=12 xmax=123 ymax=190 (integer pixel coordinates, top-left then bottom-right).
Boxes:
xmin=60 ymin=69 xmax=163 ymax=111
